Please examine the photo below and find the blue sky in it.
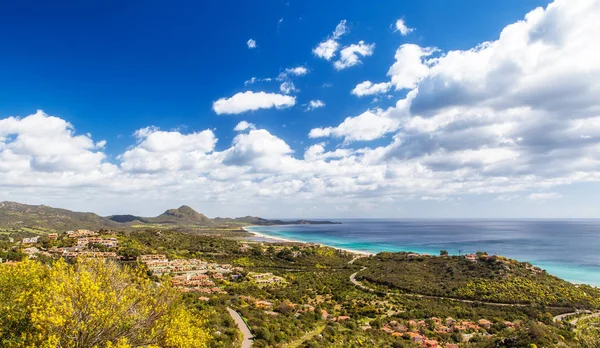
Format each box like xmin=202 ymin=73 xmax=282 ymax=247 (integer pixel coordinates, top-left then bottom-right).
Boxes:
xmin=3 ymin=0 xmax=600 ymax=218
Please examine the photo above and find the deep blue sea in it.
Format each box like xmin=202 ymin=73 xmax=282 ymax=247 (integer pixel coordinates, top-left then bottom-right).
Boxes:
xmin=246 ymin=219 xmax=600 ymax=286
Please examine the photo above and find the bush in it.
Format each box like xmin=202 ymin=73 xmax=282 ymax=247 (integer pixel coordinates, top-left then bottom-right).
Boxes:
xmin=0 ymin=259 xmax=210 ymax=348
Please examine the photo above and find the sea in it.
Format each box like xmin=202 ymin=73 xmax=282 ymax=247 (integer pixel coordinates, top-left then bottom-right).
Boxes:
xmin=245 ymin=219 xmax=600 ymax=286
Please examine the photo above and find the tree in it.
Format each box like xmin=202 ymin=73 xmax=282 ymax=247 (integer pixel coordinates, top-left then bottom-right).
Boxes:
xmin=0 ymin=259 xmax=211 ymax=348
xmin=440 ymin=250 xmax=449 ymax=256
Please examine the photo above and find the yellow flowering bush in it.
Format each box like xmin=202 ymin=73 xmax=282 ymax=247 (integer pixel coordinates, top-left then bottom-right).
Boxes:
xmin=0 ymin=259 xmax=210 ymax=348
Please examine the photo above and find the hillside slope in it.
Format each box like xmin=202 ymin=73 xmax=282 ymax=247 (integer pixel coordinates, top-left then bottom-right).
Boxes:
xmin=0 ymin=201 xmax=115 ymax=231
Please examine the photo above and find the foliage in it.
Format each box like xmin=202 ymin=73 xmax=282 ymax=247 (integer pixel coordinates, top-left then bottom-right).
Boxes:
xmin=358 ymin=252 xmax=600 ymax=308
xmin=0 ymin=259 xmax=210 ymax=348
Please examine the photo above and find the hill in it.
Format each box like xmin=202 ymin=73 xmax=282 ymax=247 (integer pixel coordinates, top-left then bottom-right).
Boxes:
xmin=0 ymin=201 xmax=341 ymax=233
xmin=357 ymin=252 xmax=600 ymax=309
xmin=0 ymin=201 xmax=115 ymax=231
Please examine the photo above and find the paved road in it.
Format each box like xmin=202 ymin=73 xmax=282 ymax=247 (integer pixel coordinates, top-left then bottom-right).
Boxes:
xmin=570 ymin=312 xmax=600 ymax=326
xmin=348 ymin=255 xmax=366 ymax=265
xmin=227 ymin=307 xmax=253 ymax=348
xmin=349 ymin=268 xmax=574 ymax=309
xmin=553 ymin=310 xmax=600 ymax=325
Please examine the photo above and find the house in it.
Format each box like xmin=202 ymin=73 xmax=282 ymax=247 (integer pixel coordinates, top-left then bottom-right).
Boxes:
xmin=139 ymin=254 xmax=168 ymax=261
xmin=407 ymin=332 xmax=424 ymax=344
xmin=23 ymin=247 xmax=40 ymax=256
xmin=22 ymin=236 xmax=39 ymax=244
xmin=48 ymin=233 xmax=58 ymax=240
xmin=321 ymin=309 xmax=329 ymax=319
xmin=446 ymin=317 xmax=455 ymax=326
xmin=424 ymin=340 xmax=438 ymax=348
xmin=335 ymin=316 xmax=350 ymax=321
xmin=465 ymin=254 xmax=478 ymax=262
xmin=478 ymin=319 xmax=492 ymax=329
xmin=381 ymin=326 xmax=394 ymax=334
xmin=254 ymin=300 xmax=272 ymax=309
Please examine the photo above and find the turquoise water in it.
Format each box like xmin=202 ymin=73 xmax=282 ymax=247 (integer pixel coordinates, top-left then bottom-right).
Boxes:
xmin=246 ymin=219 xmax=600 ymax=286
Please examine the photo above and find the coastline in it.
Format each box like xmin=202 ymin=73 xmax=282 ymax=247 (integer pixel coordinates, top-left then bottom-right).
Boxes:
xmin=242 ymin=225 xmax=600 ymax=287
xmin=242 ymin=226 xmax=374 ymax=256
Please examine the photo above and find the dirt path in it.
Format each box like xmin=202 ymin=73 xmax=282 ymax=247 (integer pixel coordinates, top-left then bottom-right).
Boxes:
xmin=350 ymin=268 xmax=572 ymax=310
xmin=227 ymin=307 xmax=253 ymax=348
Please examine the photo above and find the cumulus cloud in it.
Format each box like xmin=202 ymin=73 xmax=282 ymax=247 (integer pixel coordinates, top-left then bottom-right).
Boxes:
xmin=305 ymin=100 xmax=325 ymax=111
xmin=334 ymin=41 xmax=375 ymax=70
xmin=213 ymin=91 xmax=296 ymax=115
xmin=309 ymin=109 xmax=400 ymax=142
xmin=313 ymin=20 xmax=348 ymax=60
xmin=3 ymin=0 xmax=600 ymax=217
xmin=119 ymin=127 xmax=217 ymax=173
xmin=387 ymin=44 xmax=437 ymax=90
xmin=247 ymin=39 xmax=257 ymax=49
xmin=352 ymin=81 xmax=392 ymax=96
xmin=0 ymin=110 xmax=108 ymax=173
xmin=394 ymin=19 xmax=414 ymax=35
xmin=233 ymin=121 xmax=256 ymax=132
xmin=223 ymin=129 xmax=293 ymax=167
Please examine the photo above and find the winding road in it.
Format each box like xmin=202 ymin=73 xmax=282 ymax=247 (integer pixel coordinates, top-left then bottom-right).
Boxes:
xmin=227 ymin=307 xmax=254 ymax=348
xmin=553 ymin=310 xmax=600 ymax=325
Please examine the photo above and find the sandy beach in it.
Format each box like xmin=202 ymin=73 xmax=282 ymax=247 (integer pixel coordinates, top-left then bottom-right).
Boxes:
xmin=242 ymin=226 xmax=374 ymax=256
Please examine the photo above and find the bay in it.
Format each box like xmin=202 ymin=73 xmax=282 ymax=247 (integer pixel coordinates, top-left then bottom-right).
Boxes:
xmin=246 ymin=219 xmax=600 ymax=286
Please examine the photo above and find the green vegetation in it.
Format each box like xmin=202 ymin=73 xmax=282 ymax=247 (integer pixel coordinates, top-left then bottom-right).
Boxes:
xmin=0 ymin=259 xmax=210 ymax=348
xmin=1 ymin=206 xmax=599 ymax=347
xmin=357 ymin=252 xmax=600 ymax=308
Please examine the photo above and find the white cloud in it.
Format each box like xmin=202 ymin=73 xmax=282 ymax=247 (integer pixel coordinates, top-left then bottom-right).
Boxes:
xmin=395 ymin=19 xmax=414 ymax=36
xmin=334 ymin=41 xmax=375 ymax=70
xmin=233 ymin=121 xmax=256 ymax=132
xmin=309 ymin=109 xmax=399 ymax=142
xmin=0 ymin=110 xmax=108 ymax=173
xmin=387 ymin=44 xmax=437 ymax=90
xmin=352 ymin=81 xmax=392 ymax=96
xmin=3 ymin=1 xmax=600 ymax=218
xmin=528 ymin=193 xmax=562 ymax=201
xmin=285 ymin=66 xmax=308 ymax=76
xmin=247 ymin=39 xmax=257 ymax=49
xmin=313 ymin=20 xmax=348 ymax=60
xmin=213 ymin=91 xmax=296 ymax=115
xmin=332 ymin=20 xmax=348 ymax=39
xmin=120 ymin=127 xmax=217 ymax=173
xmin=223 ymin=129 xmax=293 ymax=167
xmin=305 ymin=100 xmax=325 ymax=111
xmin=279 ymin=81 xmax=298 ymax=94
xmin=313 ymin=39 xmax=339 ymax=61
xmin=244 ymin=77 xmax=272 ymax=86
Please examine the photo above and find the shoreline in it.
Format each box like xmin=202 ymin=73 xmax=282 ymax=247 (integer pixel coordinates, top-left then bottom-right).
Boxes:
xmin=241 ymin=226 xmax=600 ymax=287
xmin=242 ymin=226 xmax=374 ymax=256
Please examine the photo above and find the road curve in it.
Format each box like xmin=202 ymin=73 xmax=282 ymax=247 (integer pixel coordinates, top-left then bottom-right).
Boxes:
xmin=227 ymin=307 xmax=253 ymax=348
xmin=349 ymin=268 xmax=573 ymax=309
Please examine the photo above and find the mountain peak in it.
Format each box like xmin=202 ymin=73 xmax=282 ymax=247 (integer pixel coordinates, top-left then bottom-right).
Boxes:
xmin=161 ymin=205 xmax=209 ymax=222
